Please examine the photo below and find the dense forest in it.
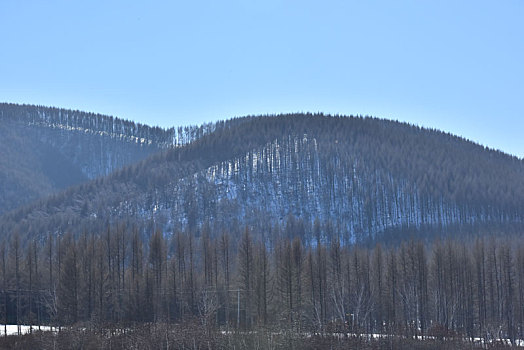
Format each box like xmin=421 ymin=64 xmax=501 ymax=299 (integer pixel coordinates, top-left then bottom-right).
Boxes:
xmin=1 ymin=112 xmax=524 ymax=243
xmin=0 ymin=103 xmax=228 ymax=215
xmin=0 ymin=223 xmax=523 ymax=348
xmin=2 ymin=105 xmax=524 ymax=348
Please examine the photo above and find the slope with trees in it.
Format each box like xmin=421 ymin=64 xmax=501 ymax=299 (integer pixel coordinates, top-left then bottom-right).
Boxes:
xmin=1 ymin=113 xmax=523 ymax=242
xmin=0 ymin=103 xmax=225 ymax=215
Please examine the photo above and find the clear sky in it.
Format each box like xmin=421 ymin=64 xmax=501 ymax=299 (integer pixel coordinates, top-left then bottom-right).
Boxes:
xmin=1 ymin=0 xmax=523 ymax=157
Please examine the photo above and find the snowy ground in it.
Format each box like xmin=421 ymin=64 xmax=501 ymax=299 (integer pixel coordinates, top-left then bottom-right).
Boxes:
xmin=0 ymin=325 xmax=54 ymax=336
xmin=0 ymin=325 xmax=522 ymax=346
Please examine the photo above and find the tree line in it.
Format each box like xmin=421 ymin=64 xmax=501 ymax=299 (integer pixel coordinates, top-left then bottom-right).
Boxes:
xmin=0 ymin=103 xmax=242 ymax=149
xmin=1 ymin=224 xmax=524 ymax=345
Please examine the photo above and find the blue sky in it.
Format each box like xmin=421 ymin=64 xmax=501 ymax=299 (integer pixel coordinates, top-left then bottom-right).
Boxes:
xmin=1 ymin=0 xmax=523 ymax=157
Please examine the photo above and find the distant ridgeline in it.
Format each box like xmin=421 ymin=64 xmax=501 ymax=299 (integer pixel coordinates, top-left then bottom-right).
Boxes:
xmin=0 ymin=102 xmax=228 ymax=150
xmin=0 ymin=103 xmax=233 ymax=215
xmin=2 ymin=112 xmax=524 ymax=243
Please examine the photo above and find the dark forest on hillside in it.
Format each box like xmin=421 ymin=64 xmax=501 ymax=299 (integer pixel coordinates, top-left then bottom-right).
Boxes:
xmin=2 ymin=111 xmax=524 ymax=245
xmin=0 ymin=103 xmax=224 ymax=215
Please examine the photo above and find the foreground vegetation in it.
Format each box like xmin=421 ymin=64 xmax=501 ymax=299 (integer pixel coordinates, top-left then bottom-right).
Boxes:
xmin=0 ymin=322 xmax=521 ymax=350
xmin=1 ymin=223 xmax=524 ymax=348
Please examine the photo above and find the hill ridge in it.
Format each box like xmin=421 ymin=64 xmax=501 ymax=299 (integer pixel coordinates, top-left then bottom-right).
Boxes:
xmin=2 ymin=111 xmax=523 ymax=243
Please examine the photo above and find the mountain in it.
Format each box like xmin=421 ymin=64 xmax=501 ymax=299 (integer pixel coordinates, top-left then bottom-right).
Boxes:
xmin=2 ymin=112 xmax=523 ymax=243
xmin=0 ymin=103 xmax=220 ymax=215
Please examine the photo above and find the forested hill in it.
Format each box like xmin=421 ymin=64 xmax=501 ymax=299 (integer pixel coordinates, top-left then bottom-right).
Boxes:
xmin=0 ymin=103 xmax=224 ymax=215
xmin=2 ymin=112 xmax=524 ymax=243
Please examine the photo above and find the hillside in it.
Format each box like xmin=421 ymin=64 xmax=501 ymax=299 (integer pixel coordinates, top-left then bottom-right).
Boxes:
xmin=2 ymin=112 xmax=523 ymax=242
xmin=0 ymin=103 xmax=221 ymax=215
